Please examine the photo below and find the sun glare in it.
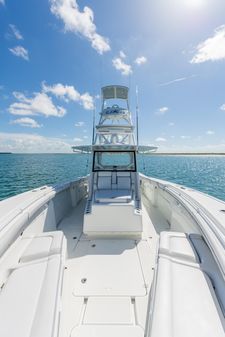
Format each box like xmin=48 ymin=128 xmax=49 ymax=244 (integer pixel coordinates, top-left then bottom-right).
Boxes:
xmin=183 ymin=0 xmax=206 ymax=9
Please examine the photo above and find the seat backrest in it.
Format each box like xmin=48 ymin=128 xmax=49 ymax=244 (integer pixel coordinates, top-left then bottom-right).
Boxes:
xmin=117 ymin=172 xmax=131 ymax=190
xmin=97 ymin=172 xmax=112 ymax=190
xmin=96 ymin=171 xmax=134 ymax=190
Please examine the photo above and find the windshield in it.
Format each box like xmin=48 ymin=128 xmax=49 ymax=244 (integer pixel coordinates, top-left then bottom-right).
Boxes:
xmin=93 ymin=151 xmax=136 ymax=171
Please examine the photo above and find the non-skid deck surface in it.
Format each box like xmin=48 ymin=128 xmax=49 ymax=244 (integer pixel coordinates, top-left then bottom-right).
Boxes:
xmin=71 ymin=239 xmax=147 ymax=296
xmin=62 ymin=238 xmax=149 ymax=337
xmin=57 ymin=198 xmax=168 ymax=337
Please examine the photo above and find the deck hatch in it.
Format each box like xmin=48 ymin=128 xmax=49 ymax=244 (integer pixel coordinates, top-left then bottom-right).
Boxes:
xmin=72 ymin=239 xmax=147 ymax=296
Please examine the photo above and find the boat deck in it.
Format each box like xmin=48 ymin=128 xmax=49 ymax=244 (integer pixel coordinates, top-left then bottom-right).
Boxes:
xmin=0 ymin=176 xmax=224 ymax=337
xmin=58 ymin=198 xmax=169 ymax=337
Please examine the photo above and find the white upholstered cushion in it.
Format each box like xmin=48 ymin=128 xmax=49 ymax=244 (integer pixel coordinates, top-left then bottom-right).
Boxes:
xmin=20 ymin=231 xmax=65 ymax=263
xmin=151 ymin=257 xmax=225 ymax=337
xmin=151 ymin=231 xmax=225 ymax=337
xmin=95 ymin=189 xmax=132 ymax=203
xmin=97 ymin=176 xmax=111 ymax=190
xmin=117 ymin=177 xmax=131 ymax=190
xmin=159 ymin=231 xmax=199 ymax=263
xmin=0 ymin=255 xmax=64 ymax=337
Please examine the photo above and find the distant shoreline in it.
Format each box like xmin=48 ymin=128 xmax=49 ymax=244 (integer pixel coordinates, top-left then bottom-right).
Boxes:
xmin=151 ymin=153 xmax=225 ymax=156
xmin=0 ymin=152 xmax=225 ymax=156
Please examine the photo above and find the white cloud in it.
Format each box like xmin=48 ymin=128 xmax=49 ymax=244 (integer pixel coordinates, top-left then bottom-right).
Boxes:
xmin=155 ymin=137 xmax=167 ymax=142
xmin=112 ymin=57 xmax=132 ymax=76
xmin=10 ymin=117 xmax=42 ymax=128
xmin=42 ymin=82 xmax=94 ymax=110
xmin=0 ymin=132 xmax=72 ymax=153
xmin=50 ymin=0 xmax=110 ymax=54
xmin=9 ymin=24 xmax=23 ymax=40
xmin=80 ymin=92 xmax=94 ymax=110
xmin=0 ymin=0 xmax=5 ymax=5
xmin=83 ymin=135 xmax=88 ymax=139
xmin=9 ymin=91 xmax=66 ymax=117
xmin=135 ymin=56 xmax=147 ymax=65
xmin=42 ymin=82 xmax=79 ymax=101
xmin=75 ymin=121 xmax=84 ymax=127
xmin=206 ymin=130 xmax=215 ymax=135
xmin=181 ymin=135 xmax=191 ymax=139
xmin=9 ymin=46 xmax=29 ymax=60
xmin=155 ymin=106 xmax=169 ymax=116
xmin=119 ymin=50 xmax=126 ymax=59
xmin=220 ymin=104 xmax=225 ymax=111
xmin=9 ymin=82 xmax=93 ymax=120
xmin=73 ymin=137 xmax=82 ymax=142
xmin=190 ymin=25 xmax=225 ymax=64
xmin=169 ymin=122 xmax=175 ymax=126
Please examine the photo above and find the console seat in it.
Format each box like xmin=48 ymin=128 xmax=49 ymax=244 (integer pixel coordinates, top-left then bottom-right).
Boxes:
xmin=150 ymin=232 xmax=225 ymax=337
xmin=0 ymin=231 xmax=67 ymax=337
xmin=95 ymin=189 xmax=132 ymax=203
xmin=94 ymin=171 xmax=133 ymax=204
xmin=84 ymin=171 xmax=142 ymax=235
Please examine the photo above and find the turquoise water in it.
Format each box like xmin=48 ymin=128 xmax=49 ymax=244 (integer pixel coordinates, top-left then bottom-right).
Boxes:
xmin=0 ymin=154 xmax=225 ymax=202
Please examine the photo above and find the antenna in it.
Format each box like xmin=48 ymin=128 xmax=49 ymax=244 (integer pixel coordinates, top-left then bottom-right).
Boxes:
xmin=135 ymin=85 xmax=139 ymax=149
xmin=92 ymin=98 xmax=96 ymax=145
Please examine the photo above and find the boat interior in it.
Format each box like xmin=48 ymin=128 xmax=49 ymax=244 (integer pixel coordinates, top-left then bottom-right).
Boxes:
xmin=0 ymin=85 xmax=224 ymax=337
xmin=0 ymin=174 xmax=225 ymax=337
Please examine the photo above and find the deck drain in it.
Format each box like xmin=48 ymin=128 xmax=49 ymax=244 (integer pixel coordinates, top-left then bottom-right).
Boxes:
xmin=81 ymin=278 xmax=87 ymax=284
xmin=91 ymin=244 xmax=96 ymax=248
xmin=73 ymin=236 xmax=77 ymax=240
xmin=220 ymin=210 xmax=225 ymax=213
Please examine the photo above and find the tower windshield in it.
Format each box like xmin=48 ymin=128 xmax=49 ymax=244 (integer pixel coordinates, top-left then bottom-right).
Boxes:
xmin=93 ymin=151 xmax=136 ymax=171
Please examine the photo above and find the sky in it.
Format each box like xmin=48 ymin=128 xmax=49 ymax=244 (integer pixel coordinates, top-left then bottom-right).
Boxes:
xmin=1 ymin=0 xmax=225 ymax=153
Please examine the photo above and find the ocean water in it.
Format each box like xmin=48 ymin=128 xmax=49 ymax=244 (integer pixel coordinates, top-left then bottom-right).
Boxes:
xmin=0 ymin=154 xmax=225 ymax=202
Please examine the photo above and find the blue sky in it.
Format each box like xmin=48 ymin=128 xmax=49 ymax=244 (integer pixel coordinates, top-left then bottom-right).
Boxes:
xmin=1 ymin=0 xmax=225 ymax=153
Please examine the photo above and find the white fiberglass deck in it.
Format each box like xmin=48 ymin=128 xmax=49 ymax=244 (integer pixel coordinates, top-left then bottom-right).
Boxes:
xmin=58 ymin=198 xmax=162 ymax=337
